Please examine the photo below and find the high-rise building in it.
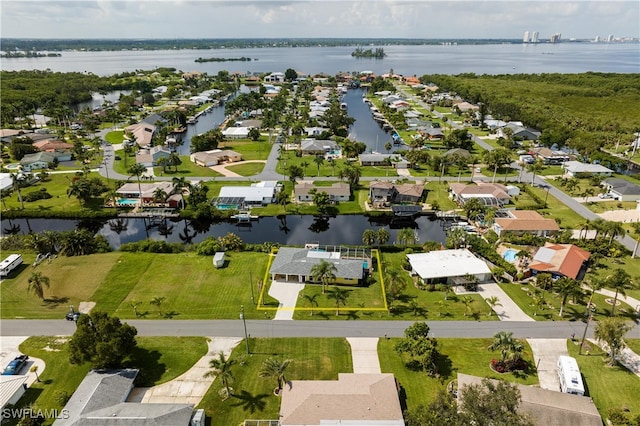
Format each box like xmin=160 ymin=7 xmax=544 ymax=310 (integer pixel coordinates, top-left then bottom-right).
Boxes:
xmin=607 ymin=34 xmax=614 ymax=42
xmin=594 ymin=35 xmax=600 ymax=42
xmin=549 ymin=33 xmax=562 ymax=43
xmin=523 ymin=31 xmax=530 ymax=43
xmin=531 ymin=32 xmax=539 ymax=43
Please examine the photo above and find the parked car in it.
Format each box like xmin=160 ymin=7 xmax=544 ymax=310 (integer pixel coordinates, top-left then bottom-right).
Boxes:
xmin=2 ymin=355 xmax=29 ymax=375
xmin=598 ymin=193 xmax=614 ymax=199
xmin=66 ymin=310 xmax=81 ymax=321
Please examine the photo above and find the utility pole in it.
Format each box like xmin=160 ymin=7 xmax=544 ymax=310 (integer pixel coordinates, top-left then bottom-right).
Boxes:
xmin=240 ymin=305 xmax=250 ymax=354
xmin=249 ymin=271 xmax=255 ymax=305
xmin=578 ymin=311 xmax=593 ymax=355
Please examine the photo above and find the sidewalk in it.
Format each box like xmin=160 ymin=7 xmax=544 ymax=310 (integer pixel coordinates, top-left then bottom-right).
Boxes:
xmin=588 ymin=338 xmax=640 ymax=378
xmin=476 ymin=283 xmax=535 ymax=321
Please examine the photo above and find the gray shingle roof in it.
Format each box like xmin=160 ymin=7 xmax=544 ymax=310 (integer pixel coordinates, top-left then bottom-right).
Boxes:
xmin=270 ymin=247 xmax=364 ymax=279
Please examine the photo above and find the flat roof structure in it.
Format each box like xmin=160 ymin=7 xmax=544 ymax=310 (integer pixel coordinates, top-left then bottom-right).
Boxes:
xmin=407 ymin=249 xmax=492 ymax=281
xmin=563 ymin=161 xmax=613 ymax=175
xmin=279 ymin=373 xmax=405 ymax=426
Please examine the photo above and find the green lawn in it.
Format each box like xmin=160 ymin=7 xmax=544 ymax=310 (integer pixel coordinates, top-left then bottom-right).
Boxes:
xmin=276 ymin=154 xmax=393 ymax=178
xmin=14 ymin=336 xmax=206 ymax=426
xmin=154 ymin=156 xmax=223 ymax=178
xmin=225 ymin=162 xmax=265 ymax=176
xmin=584 ymin=200 xmax=637 ymax=214
xmin=626 ymin=339 xmax=640 ymax=356
xmin=527 ymin=186 xmax=585 ymax=229
xmin=568 ymin=340 xmax=640 ymax=422
xmin=424 ymin=182 xmax=458 ymax=211
xmin=1 ymin=252 xmax=271 ymax=320
xmin=105 ymin=130 xmax=124 ymax=144
xmin=218 ymin=140 xmax=271 ymax=161
xmin=197 ymin=338 xmax=353 ymax=426
xmin=379 ymin=337 xmax=538 ymax=412
xmin=588 ymin=257 xmax=640 ymax=303
xmin=499 ymin=283 xmax=637 ymax=321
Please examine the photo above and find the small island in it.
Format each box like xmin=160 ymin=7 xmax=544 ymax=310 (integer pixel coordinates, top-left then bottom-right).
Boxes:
xmin=351 ymin=47 xmax=386 ymax=58
xmin=1 ymin=51 xmax=61 ymax=58
xmin=195 ymin=56 xmax=253 ymax=63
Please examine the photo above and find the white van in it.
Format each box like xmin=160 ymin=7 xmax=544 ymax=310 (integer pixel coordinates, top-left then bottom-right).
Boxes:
xmin=557 ymin=355 xmax=585 ymax=396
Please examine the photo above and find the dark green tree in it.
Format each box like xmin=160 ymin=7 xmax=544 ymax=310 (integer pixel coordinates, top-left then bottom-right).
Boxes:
xmin=395 ymin=322 xmax=440 ymax=377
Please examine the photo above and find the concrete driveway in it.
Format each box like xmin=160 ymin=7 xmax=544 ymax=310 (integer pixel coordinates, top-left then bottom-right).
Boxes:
xmin=269 ymin=280 xmax=305 ymax=320
xmin=347 ymin=338 xmax=381 ymax=374
xmin=0 ymin=336 xmax=46 ymax=387
xmin=127 ymin=337 xmax=240 ymax=405
xmin=527 ymin=339 xmax=568 ymax=391
xmin=476 ymin=284 xmax=534 ymax=322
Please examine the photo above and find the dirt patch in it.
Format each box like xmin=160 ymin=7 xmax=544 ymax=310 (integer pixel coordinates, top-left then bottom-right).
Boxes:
xmin=79 ymin=301 xmax=96 ymax=313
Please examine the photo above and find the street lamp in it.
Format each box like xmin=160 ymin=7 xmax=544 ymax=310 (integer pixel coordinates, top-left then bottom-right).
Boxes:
xmin=240 ymin=305 xmax=250 ymax=354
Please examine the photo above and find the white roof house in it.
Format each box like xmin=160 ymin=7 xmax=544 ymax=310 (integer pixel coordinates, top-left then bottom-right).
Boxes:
xmin=221 ymin=127 xmax=250 ymax=139
xmin=218 ymin=181 xmax=278 ymax=205
xmin=563 ymin=161 xmax=613 ymax=177
xmin=406 ymin=249 xmax=492 ymax=283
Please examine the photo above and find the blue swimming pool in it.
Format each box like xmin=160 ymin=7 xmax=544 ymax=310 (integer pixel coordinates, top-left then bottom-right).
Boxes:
xmin=503 ymin=249 xmax=518 ymax=263
xmin=117 ymin=198 xmax=139 ymax=206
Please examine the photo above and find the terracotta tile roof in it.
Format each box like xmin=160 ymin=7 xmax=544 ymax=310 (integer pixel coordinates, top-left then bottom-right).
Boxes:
xmin=395 ymin=183 xmax=424 ymax=198
xmin=494 ymin=210 xmax=560 ymax=232
xmin=449 ymin=183 xmax=510 ymax=200
xmin=529 ymin=243 xmax=590 ymax=279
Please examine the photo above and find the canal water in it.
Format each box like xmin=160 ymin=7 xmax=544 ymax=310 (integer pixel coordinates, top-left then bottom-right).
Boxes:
xmin=1 ymin=214 xmax=448 ymax=250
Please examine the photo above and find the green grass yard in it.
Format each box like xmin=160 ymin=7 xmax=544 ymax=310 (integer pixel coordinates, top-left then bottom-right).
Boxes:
xmin=225 ymin=162 xmax=265 ymax=176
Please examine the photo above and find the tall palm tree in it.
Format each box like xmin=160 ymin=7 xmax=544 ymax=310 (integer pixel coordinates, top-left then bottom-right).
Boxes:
xmin=631 ymin=222 xmax=640 ymax=259
xmin=327 ymin=286 xmax=350 ymax=315
xmin=606 ymin=268 xmax=635 ymax=316
xmin=362 ymin=229 xmax=377 ymax=246
xmin=606 ymin=221 xmax=624 ymax=245
xmin=376 ymin=228 xmax=390 ymax=247
xmin=204 ymin=351 xmax=236 ymax=399
xmin=396 ymin=227 xmax=417 ymax=246
xmin=150 ymin=296 xmax=166 ymax=316
xmin=578 ymin=219 xmax=592 ymax=241
xmin=313 ymin=156 xmax=324 ymax=177
xmin=27 ymin=272 xmax=50 ymax=300
xmin=10 ymin=172 xmax=25 ymax=209
xmin=127 ymin=163 xmax=147 ymax=203
xmin=488 ymin=331 xmax=524 ymax=363
xmin=168 ymin=152 xmax=182 ymax=172
xmin=445 ymin=226 xmax=467 ymax=249
xmin=303 ymin=293 xmax=319 ymax=316
xmin=310 ymin=259 xmax=337 ymax=294
xmin=486 ymin=296 xmax=502 ymax=316
xmin=554 ymin=277 xmax=583 ymax=318
xmin=584 ymin=276 xmax=605 ymax=314
xmin=152 ymin=187 xmax=168 ymax=204
xmin=259 ymin=357 xmax=292 ymax=392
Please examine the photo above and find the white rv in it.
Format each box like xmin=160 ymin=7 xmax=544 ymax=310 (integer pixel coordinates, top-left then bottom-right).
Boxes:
xmin=0 ymin=254 xmax=23 ymax=278
xmin=557 ymin=355 xmax=585 ymax=396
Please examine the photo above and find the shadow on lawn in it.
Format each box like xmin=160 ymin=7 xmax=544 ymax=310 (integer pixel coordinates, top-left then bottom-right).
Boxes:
xmin=128 ymin=347 xmax=164 ymax=387
xmin=231 ymin=390 xmax=269 ymax=413
xmin=43 ymin=296 xmax=69 ymax=308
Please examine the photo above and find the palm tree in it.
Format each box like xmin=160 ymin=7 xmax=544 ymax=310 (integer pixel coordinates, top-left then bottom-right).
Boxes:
xmin=259 ymin=357 xmax=292 ymax=392
xmin=152 ymin=187 xmax=168 ymax=204
xmin=168 ymin=152 xmax=182 ymax=172
xmin=128 ymin=300 xmax=142 ymax=317
xmin=150 ymin=296 xmax=166 ymax=316
xmin=157 ymin=157 xmax=169 ymax=173
xmin=376 ymin=228 xmax=390 ymax=247
xmin=535 ymin=273 xmax=553 ymax=291
xmin=310 ymin=259 xmax=337 ymax=294
xmin=313 ymin=156 xmax=324 ymax=177
xmin=27 ymin=272 xmax=50 ymax=300
xmin=445 ymin=226 xmax=467 ymax=249
xmin=461 ymin=296 xmax=474 ymax=316
xmin=303 ymin=293 xmax=319 ymax=316
xmin=584 ymin=276 xmax=605 ymax=314
xmin=630 ymin=222 xmax=640 ymax=259
xmin=127 ymin=163 xmax=147 ymax=202
xmin=606 ymin=221 xmax=624 ymax=245
xmin=300 ymin=160 xmax=310 ymax=175
xmin=488 ymin=331 xmax=524 ymax=363
xmin=10 ymin=172 xmax=25 ymax=209
xmin=362 ymin=229 xmax=377 ymax=246
xmin=396 ymin=227 xmax=417 ymax=246
xmin=594 ymin=317 xmax=632 ymax=366
xmin=204 ymin=351 xmax=236 ymax=399
xmin=527 ymin=159 xmax=544 ymax=185
xmin=606 ymin=268 xmax=634 ymax=316
xmin=554 ymin=277 xmax=582 ymax=318
xmin=486 ymin=296 xmax=502 ymax=316
xmin=578 ymin=219 xmax=592 ymax=241
xmin=327 ymin=286 xmax=350 ymax=315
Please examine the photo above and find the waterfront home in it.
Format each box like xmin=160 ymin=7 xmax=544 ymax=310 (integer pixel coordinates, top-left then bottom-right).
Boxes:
xmin=359 ymin=153 xmax=410 ymax=169
xmin=135 ymin=145 xmax=172 ymax=167
xmin=300 ymin=139 xmax=340 ymax=156
xmin=221 ymin=127 xmax=250 ymax=139
xmin=216 ymin=181 xmax=280 ymax=208
xmin=406 ymin=249 xmax=493 ymax=284
xmin=562 ymin=161 xmax=613 ymax=178
xmin=124 ymin=122 xmax=156 ymax=148
xmin=369 ymin=181 xmax=424 ymax=207
xmin=294 ymin=182 xmax=351 ymax=203
xmin=54 ymin=369 xmax=195 ymax=426
xmin=190 ymin=149 xmax=242 ymax=167
xmin=449 ymin=182 xmax=512 ymax=207
xmin=601 ymin=178 xmax=640 ymax=201
xmin=140 ymin=113 xmax=167 ymax=126
xmin=269 ymin=246 xmax=367 ymax=284
xmin=264 ymin=72 xmax=285 ymax=83
xmin=115 ymin=181 xmax=175 ymax=202
xmin=493 ymin=210 xmax=560 ymax=237
xmin=528 ymin=243 xmax=591 ymax=280
xmin=19 ymin=152 xmax=58 ymax=171
xmin=279 ymin=374 xmax=404 ymax=426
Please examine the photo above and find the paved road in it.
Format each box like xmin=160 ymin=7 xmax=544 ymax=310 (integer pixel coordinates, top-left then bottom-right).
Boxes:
xmin=2 ymin=319 xmax=638 ymax=339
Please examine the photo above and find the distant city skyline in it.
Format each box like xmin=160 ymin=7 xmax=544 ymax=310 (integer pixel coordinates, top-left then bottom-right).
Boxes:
xmin=1 ymin=1 xmax=638 ymax=41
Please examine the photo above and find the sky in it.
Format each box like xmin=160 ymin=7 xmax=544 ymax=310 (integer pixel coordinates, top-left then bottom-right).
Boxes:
xmin=1 ymin=0 xmax=638 ymax=40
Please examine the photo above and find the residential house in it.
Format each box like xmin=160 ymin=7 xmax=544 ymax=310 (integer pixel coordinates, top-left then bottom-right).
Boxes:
xmin=300 ymin=139 xmax=340 ymax=156
xmin=140 ymin=113 xmax=167 ymax=126
xmin=190 ymin=149 xmax=242 ymax=167
xmin=304 ymin=126 xmax=329 ymax=137
xmin=221 ymin=127 xmax=250 ymax=139
xmin=264 ymin=72 xmax=285 ymax=83
xmin=294 ymin=182 xmax=350 ymax=202
xmin=369 ymin=181 xmax=424 ymax=207
xmin=419 ymin=127 xmax=445 ymax=140
xmin=449 ymin=182 xmax=512 ymax=207
xmin=32 ymin=140 xmax=74 ymax=161
xmin=279 ymin=373 xmax=405 ymax=426
xmin=601 ymin=178 xmax=640 ymax=201
xmin=54 ymin=369 xmax=196 ymax=426
xmin=115 ymin=181 xmax=175 ymax=203
xmin=563 ymin=161 xmax=613 ymax=178
xmin=359 ymin=153 xmax=410 ymax=169
xmin=0 ymin=375 xmax=28 ymax=411
xmin=406 ymin=249 xmax=493 ymax=284
xmin=498 ymin=122 xmax=541 ymax=141
xmin=528 ymin=243 xmax=591 ymax=280
xmin=269 ymin=246 xmax=366 ymax=284
xmin=124 ymin=122 xmax=156 ymax=148
xmin=453 ymin=101 xmax=479 ymax=112
xmin=216 ymin=181 xmax=280 ymax=208
xmin=530 ymin=147 xmax=571 ymax=165
xmin=135 ymin=145 xmax=172 ymax=167
xmin=457 ymin=374 xmax=602 ymax=426
xmin=236 ymin=119 xmax=262 ymax=129
xmin=493 ymin=210 xmax=560 ymax=237
xmin=19 ymin=152 xmax=58 ymax=171
xmin=182 ymin=71 xmax=202 ymax=80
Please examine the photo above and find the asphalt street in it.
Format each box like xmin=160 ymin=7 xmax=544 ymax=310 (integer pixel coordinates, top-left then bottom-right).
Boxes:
xmin=2 ymin=319 xmax=638 ymax=339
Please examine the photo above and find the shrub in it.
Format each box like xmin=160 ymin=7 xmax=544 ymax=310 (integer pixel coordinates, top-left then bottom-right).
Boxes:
xmin=23 ymin=188 xmax=52 ymax=202
xmin=119 ymin=240 xmax=184 ymax=253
